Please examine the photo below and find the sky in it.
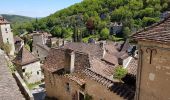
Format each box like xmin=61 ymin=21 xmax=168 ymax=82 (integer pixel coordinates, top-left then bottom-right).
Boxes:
xmin=0 ymin=0 xmax=82 ymax=18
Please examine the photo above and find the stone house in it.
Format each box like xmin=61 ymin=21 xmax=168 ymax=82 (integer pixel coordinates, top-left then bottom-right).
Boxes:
xmin=0 ymin=16 xmax=15 ymax=55
xmin=13 ymin=47 xmax=42 ymax=84
xmin=110 ymin=22 xmax=123 ymax=35
xmin=132 ymin=16 xmax=170 ymax=100
xmin=46 ymin=37 xmax=64 ymax=47
xmin=32 ymin=31 xmax=51 ymax=61
xmin=43 ymin=42 xmax=136 ymax=100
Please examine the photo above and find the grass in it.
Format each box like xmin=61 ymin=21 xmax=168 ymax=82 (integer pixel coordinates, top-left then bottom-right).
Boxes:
xmin=26 ymin=81 xmax=42 ymax=90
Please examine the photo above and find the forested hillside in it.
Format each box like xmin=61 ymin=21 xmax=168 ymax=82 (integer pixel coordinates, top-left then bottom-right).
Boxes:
xmin=1 ymin=14 xmax=33 ymax=24
xmin=14 ymin=0 xmax=169 ymax=42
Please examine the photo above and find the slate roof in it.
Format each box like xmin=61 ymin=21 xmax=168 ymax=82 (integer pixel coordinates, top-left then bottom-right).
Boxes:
xmin=13 ymin=47 xmax=39 ymax=66
xmin=132 ymin=16 xmax=170 ymax=44
xmin=0 ymin=16 xmax=10 ymax=24
xmin=0 ymin=53 xmax=25 ymax=100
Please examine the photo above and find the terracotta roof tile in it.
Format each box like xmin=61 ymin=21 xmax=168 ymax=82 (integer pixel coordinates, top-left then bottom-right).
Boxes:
xmin=132 ymin=16 xmax=170 ymax=44
xmin=126 ymin=57 xmax=138 ymax=75
xmin=0 ymin=17 xmax=10 ymax=24
xmin=13 ymin=47 xmax=39 ymax=66
xmin=63 ymin=42 xmax=103 ymax=58
xmin=43 ymin=48 xmax=67 ymax=72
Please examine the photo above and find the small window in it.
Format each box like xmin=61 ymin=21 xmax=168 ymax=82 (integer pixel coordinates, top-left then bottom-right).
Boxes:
xmin=7 ymin=38 xmax=9 ymax=43
xmin=37 ymin=71 xmax=39 ymax=75
xmin=37 ymin=50 xmax=38 ymax=53
xmin=22 ymin=69 xmax=25 ymax=72
xmin=5 ymin=28 xmax=7 ymax=31
xmin=66 ymin=83 xmax=70 ymax=92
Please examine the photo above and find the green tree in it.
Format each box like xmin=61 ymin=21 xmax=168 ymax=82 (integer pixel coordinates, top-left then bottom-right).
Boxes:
xmin=123 ymin=27 xmax=131 ymax=38
xmin=100 ymin=28 xmax=109 ymax=39
xmin=51 ymin=26 xmax=62 ymax=37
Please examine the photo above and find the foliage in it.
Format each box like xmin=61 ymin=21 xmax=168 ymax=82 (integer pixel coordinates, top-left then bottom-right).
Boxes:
xmin=100 ymin=28 xmax=109 ymax=39
xmin=25 ymin=44 xmax=31 ymax=51
xmin=11 ymin=0 xmax=169 ymax=40
xmin=0 ymin=43 xmax=12 ymax=55
xmin=113 ymin=66 xmax=127 ymax=81
xmin=85 ymin=93 xmax=93 ymax=100
xmin=26 ymin=81 xmax=42 ymax=90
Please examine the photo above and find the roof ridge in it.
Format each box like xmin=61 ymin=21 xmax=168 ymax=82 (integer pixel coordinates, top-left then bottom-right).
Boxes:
xmin=131 ymin=16 xmax=170 ymax=38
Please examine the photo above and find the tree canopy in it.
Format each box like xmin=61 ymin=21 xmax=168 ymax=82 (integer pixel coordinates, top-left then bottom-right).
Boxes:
xmin=12 ymin=0 xmax=169 ymax=41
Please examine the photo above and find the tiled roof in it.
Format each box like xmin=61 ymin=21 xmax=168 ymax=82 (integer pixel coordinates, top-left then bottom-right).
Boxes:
xmin=65 ymin=74 xmax=85 ymax=86
xmin=126 ymin=57 xmax=138 ymax=76
xmin=83 ymin=69 xmax=135 ymax=100
xmin=0 ymin=53 xmax=25 ymax=100
xmin=0 ymin=16 xmax=10 ymax=24
xmin=63 ymin=42 xmax=103 ymax=58
xmin=43 ymin=48 xmax=67 ymax=72
xmin=13 ymin=47 xmax=39 ymax=66
xmin=132 ymin=16 xmax=170 ymax=44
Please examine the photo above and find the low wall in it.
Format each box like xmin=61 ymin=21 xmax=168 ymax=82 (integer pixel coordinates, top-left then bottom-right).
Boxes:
xmin=13 ymin=71 xmax=34 ymax=100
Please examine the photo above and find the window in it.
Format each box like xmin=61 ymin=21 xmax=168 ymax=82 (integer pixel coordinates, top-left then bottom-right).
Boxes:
xmin=66 ymin=83 xmax=70 ymax=92
xmin=7 ymin=38 xmax=9 ymax=43
xmin=22 ymin=69 xmax=25 ymax=72
xmin=5 ymin=28 xmax=8 ymax=33
xmin=37 ymin=71 xmax=39 ymax=75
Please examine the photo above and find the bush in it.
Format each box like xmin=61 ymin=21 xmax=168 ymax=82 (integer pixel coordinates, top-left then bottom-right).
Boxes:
xmin=113 ymin=66 xmax=127 ymax=81
xmin=0 ymin=43 xmax=12 ymax=55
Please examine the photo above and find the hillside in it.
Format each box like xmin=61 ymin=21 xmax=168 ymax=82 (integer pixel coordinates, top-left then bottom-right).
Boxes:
xmin=1 ymin=14 xmax=33 ymax=24
xmin=14 ymin=0 xmax=169 ymax=42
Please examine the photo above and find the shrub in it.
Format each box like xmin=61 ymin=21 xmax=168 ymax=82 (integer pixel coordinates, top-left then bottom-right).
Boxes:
xmin=113 ymin=66 xmax=127 ymax=81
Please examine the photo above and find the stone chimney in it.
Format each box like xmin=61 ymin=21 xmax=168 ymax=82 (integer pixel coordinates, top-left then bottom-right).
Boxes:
xmin=64 ymin=49 xmax=75 ymax=73
xmin=118 ymin=58 xmax=123 ymax=65
xmin=100 ymin=41 xmax=106 ymax=58
xmin=70 ymin=51 xmax=75 ymax=73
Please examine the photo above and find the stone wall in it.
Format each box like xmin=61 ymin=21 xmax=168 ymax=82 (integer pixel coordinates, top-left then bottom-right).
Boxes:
xmin=44 ymin=69 xmax=123 ymax=100
xmin=136 ymin=40 xmax=170 ymax=100
xmin=13 ymin=72 xmax=34 ymax=100
xmin=21 ymin=61 xmax=42 ymax=84
xmin=32 ymin=44 xmax=49 ymax=62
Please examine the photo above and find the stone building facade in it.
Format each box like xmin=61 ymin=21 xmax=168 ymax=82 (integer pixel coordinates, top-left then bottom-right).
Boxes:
xmin=132 ymin=16 xmax=170 ymax=100
xmin=13 ymin=47 xmax=42 ymax=84
xmin=43 ymin=42 xmax=136 ymax=100
xmin=32 ymin=31 xmax=51 ymax=61
xmin=0 ymin=16 xmax=15 ymax=55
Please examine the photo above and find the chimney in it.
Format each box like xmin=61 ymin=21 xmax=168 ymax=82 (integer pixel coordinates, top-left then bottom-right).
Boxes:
xmin=64 ymin=49 xmax=75 ymax=73
xmin=70 ymin=51 xmax=75 ymax=73
xmin=118 ymin=58 xmax=123 ymax=65
xmin=100 ymin=41 xmax=106 ymax=58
